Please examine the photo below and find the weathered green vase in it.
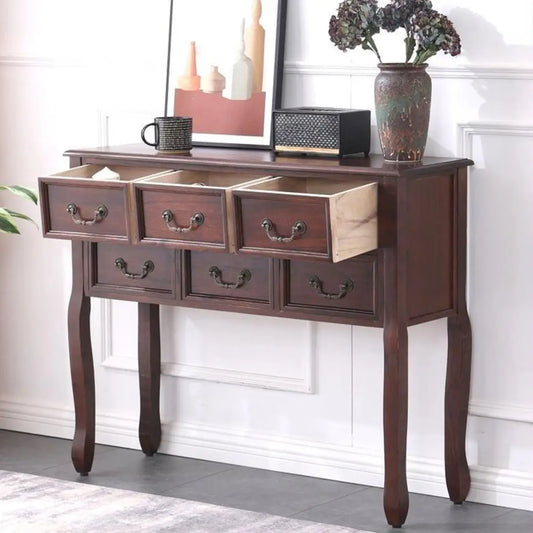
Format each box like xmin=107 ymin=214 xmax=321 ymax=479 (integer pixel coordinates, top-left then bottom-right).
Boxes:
xmin=374 ymin=63 xmax=431 ymax=162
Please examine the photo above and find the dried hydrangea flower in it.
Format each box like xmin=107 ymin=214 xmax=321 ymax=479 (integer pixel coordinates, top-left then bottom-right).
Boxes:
xmin=380 ymin=0 xmax=433 ymax=61
xmin=409 ymin=9 xmax=462 ymax=64
xmin=380 ymin=0 xmax=433 ymax=32
xmin=329 ymin=0 xmax=383 ymax=62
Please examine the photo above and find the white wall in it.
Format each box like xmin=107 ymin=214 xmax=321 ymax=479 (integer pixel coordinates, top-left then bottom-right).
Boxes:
xmin=0 ymin=0 xmax=532 ymax=511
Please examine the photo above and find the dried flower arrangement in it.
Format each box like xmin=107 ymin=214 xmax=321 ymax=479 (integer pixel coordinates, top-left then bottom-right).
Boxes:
xmin=329 ymin=0 xmax=461 ymax=64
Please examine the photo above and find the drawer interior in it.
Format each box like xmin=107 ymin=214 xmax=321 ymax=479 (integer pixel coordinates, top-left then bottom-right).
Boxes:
xmin=236 ymin=176 xmax=374 ymax=196
xmin=138 ymin=170 xmax=269 ymax=189
xmin=51 ymin=164 xmax=170 ymax=182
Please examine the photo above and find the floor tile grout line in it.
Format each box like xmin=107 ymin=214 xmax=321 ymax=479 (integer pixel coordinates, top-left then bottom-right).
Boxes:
xmin=285 ymin=486 xmax=370 ymax=520
xmin=159 ymin=465 xmax=239 ymax=495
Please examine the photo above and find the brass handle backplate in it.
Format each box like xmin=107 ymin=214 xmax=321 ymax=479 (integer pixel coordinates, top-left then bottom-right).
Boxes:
xmin=162 ymin=209 xmax=204 ymax=233
xmin=308 ymin=275 xmax=354 ymax=300
xmin=114 ymin=257 xmax=154 ymax=279
xmin=261 ymin=218 xmax=307 ymax=243
xmin=209 ymin=266 xmax=251 ymax=289
xmin=66 ymin=203 xmax=108 ymax=226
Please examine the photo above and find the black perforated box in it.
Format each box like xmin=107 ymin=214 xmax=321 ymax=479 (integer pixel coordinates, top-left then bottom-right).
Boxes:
xmin=273 ymin=107 xmax=370 ymax=157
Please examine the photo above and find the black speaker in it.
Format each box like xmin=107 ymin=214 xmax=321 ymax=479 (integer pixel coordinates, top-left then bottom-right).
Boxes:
xmin=273 ymin=107 xmax=370 ymax=157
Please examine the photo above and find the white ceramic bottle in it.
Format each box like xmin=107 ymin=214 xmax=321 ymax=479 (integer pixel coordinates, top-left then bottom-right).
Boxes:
xmin=223 ymin=19 xmax=253 ymax=100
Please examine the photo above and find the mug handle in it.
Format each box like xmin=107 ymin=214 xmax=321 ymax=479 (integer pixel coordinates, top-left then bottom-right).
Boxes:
xmin=141 ymin=122 xmax=159 ymax=147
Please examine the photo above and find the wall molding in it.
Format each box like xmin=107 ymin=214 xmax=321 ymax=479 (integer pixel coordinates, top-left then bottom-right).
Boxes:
xmin=0 ymin=399 xmax=531 ymax=511
xmin=469 ymin=400 xmax=533 ymax=424
xmin=0 ymin=56 xmax=165 ymax=70
xmin=458 ymin=121 xmax=533 ymax=427
xmin=285 ymin=61 xmax=533 ymax=80
xmin=457 ymin=121 xmax=533 ymax=159
xmin=99 ymin=300 xmax=315 ymax=393
xmin=2 ymin=56 xmax=533 ymax=81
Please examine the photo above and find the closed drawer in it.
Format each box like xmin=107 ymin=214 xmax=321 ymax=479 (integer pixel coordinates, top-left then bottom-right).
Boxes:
xmin=39 ymin=164 xmax=169 ymax=242
xmin=183 ymin=250 xmax=272 ymax=304
xmin=232 ymin=176 xmax=377 ymax=262
xmin=86 ymin=242 xmax=177 ymax=301
xmin=133 ymin=171 xmax=269 ymax=251
xmin=282 ymin=254 xmax=378 ymax=318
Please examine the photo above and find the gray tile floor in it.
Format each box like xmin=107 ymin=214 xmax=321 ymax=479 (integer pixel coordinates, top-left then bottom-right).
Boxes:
xmin=1 ymin=429 xmax=531 ymax=533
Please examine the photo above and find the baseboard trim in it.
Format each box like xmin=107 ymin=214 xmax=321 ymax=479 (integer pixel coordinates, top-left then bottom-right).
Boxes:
xmin=0 ymin=399 xmax=531 ymax=511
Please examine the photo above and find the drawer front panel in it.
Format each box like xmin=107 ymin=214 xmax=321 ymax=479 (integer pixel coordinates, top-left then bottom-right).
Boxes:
xmin=235 ymin=195 xmax=329 ymax=258
xmin=283 ymin=254 xmax=377 ymax=315
xmin=184 ymin=251 xmax=271 ymax=303
xmin=90 ymin=242 xmax=176 ymax=295
xmin=136 ymin=188 xmax=226 ymax=246
xmin=44 ymin=182 xmax=128 ymax=239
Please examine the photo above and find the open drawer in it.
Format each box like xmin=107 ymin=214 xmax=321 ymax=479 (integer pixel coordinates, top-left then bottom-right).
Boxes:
xmin=39 ymin=164 xmax=170 ymax=242
xmin=232 ymin=176 xmax=377 ymax=262
xmin=132 ymin=170 xmax=270 ymax=251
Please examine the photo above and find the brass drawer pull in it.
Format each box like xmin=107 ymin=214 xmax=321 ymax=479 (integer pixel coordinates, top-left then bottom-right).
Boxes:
xmin=209 ymin=266 xmax=251 ymax=289
xmin=66 ymin=203 xmax=108 ymax=225
xmin=261 ymin=218 xmax=307 ymax=243
xmin=162 ymin=209 xmax=204 ymax=233
xmin=309 ymin=275 xmax=354 ymax=300
xmin=114 ymin=257 xmax=155 ymax=279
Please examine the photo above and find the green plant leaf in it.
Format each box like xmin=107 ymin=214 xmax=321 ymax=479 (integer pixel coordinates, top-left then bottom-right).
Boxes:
xmin=0 ymin=185 xmax=38 ymax=205
xmin=404 ymin=36 xmax=416 ymax=63
xmin=3 ymin=208 xmax=38 ymax=229
xmin=0 ymin=209 xmax=21 ymax=234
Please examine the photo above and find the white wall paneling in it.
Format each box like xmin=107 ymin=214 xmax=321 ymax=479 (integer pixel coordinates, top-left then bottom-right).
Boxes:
xmin=1 ymin=0 xmax=532 ymax=513
xmin=99 ymin=300 xmax=316 ymax=393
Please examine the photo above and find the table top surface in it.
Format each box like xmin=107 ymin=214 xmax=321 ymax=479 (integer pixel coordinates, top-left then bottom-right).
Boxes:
xmin=66 ymin=144 xmax=473 ymax=178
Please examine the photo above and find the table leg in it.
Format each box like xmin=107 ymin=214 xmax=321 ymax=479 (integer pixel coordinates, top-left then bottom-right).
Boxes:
xmin=381 ymin=177 xmax=410 ymax=528
xmin=383 ymin=319 xmax=409 ymax=528
xmin=67 ymin=241 xmax=95 ymax=475
xmin=138 ymin=303 xmax=161 ymax=456
xmin=445 ymin=311 xmax=472 ymax=503
xmin=445 ymin=167 xmax=472 ymax=503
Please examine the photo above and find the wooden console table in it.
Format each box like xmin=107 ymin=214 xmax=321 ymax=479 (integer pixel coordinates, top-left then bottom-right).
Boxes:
xmin=39 ymin=144 xmax=473 ymax=528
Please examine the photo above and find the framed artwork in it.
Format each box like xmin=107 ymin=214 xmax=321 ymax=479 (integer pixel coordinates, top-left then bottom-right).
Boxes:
xmin=165 ymin=0 xmax=287 ymax=149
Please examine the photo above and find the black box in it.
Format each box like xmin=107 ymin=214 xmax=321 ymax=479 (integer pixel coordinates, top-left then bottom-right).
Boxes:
xmin=273 ymin=107 xmax=370 ymax=157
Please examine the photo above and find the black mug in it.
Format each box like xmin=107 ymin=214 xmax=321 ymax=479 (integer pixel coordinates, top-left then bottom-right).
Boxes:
xmin=141 ymin=116 xmax=192 ymax=153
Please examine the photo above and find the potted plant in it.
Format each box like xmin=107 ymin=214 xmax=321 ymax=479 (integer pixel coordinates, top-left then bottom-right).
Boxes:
xmin=329 ymin=0 xmax=461 ymax=161
xmin=0 ymin=185 xmax=38 ymax=234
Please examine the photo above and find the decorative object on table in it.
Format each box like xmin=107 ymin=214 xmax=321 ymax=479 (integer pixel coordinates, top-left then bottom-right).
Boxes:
xmin=273 ymin=107 xmax=370 ymax=157
xmin=141 ymin=116 xmax=193 ymax=154
xmin=165 ymin=0 xmax=287 ymax=149
xmin=91 ymin=167 xmax=120 ymax=181
xmin=0 ymin=184 xmax=37 ymax=234
xmin=329 ymin=0 xmax=461 ymax=162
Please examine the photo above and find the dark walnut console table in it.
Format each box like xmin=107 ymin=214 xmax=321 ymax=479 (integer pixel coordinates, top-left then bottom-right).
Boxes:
xmin=39 ymin=144 xmax=473 ymax=528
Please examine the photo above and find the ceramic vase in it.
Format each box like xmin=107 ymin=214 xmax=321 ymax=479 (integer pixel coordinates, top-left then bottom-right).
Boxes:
xmin=201 ymin=66 xmax=226 ymax=94
xmin=374 ymin=63 xmax=431 ymax=162
xmin=178 ymin=41 xmax=201 ymax=91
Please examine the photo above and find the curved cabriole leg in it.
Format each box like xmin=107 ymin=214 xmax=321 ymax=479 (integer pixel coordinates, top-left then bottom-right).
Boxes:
xmin=138 ymin=303 xmax=161 ymax=456
xmin=445 ymin=167 xmax=472 ymax=503
xmin=383 ymin=320 xmax=409 ymax=528
xmin=445 ymin=311 xmax=472 ymax=503
xmin=68 ymin=241 xmax=95 ymax=475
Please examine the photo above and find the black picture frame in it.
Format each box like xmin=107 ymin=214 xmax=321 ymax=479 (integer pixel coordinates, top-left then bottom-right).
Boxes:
xmin=165 ymin=0 xmax=287 ymax=150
